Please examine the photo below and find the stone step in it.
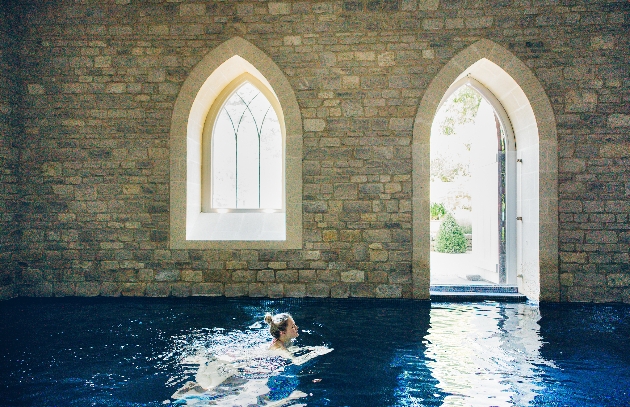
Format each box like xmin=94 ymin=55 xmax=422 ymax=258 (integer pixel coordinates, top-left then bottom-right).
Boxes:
xmin=430 ymin=285 xmax=527 ymax=302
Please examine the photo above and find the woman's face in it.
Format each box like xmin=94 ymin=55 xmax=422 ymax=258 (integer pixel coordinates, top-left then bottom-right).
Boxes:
xmin=281 ymin=317 xmax=299 ymax=341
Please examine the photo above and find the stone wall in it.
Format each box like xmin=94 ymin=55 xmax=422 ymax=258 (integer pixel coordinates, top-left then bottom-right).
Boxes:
xmin=5 ymin=0 xmax=630 ymax=302
xmin=0 ymin=0 xmax=22 ymax=300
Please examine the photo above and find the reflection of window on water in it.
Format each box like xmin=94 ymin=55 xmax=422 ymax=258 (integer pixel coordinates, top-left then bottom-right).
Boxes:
xmin=212 ymin=82 xmax=282 ymax=210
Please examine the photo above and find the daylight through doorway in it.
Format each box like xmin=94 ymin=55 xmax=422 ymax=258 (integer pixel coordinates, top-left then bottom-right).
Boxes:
xmin=430 ymin=85 xmax=508 ymax=286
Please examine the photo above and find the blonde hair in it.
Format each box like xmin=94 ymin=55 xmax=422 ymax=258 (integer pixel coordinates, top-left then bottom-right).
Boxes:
xmin=264 ymin=312 xmax=292 ymax=339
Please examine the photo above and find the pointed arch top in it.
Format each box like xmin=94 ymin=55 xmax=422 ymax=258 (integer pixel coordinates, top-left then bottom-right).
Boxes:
xmin=412 ymin=39 xmax=558 ymax=302
xmin=174 ymin=37 xmax=301 ymax=148
xmin=170 ymin=37 xmax=302 ymax=250
xmin=413 ymin=39 xmax=556 ymax=149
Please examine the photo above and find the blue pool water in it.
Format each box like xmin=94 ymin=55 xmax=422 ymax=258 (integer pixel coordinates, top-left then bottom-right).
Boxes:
xmin=0 ymin=297 xmax=628 ymax=406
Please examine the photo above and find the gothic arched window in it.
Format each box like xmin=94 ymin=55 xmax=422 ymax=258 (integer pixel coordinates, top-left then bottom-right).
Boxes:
xmin=170 ymin=42 xmax=303 ymax=248
xmin=208 ymin=80 xmax=283 ymax=211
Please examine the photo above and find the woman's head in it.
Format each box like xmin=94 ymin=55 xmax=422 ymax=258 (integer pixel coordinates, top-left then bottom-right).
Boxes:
xmin=264 ymin=312 xmax=299 ymax=341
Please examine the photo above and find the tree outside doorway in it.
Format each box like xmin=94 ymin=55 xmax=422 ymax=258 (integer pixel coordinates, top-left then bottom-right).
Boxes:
xmin=430 ymin=86 xmax=503 ymax=285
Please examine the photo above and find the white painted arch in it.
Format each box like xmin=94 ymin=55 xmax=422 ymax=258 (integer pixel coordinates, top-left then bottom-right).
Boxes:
xmin=170 ymin=37 xmax=303 ymax=250
xmin=413 ymin=39 xmax=559 ymax=302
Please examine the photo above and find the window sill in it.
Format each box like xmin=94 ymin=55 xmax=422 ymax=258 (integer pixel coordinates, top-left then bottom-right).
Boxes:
xmin=187 ymin=212 xmax=286 ymax=241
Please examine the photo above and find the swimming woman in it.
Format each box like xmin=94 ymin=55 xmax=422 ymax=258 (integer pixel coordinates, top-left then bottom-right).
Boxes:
xmin=264 ymin=312 xmax=332 ymax=364
xmin=265 ymin=313 xmax=299 ymax=351
xmin=171 ymin=312 xmax=331 ymax=405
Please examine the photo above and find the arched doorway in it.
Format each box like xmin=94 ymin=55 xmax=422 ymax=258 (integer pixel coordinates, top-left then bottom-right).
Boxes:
xmin=429 ymin=78 xmax=517 ymax=286
xmin=412 ymin=40 xmax=559 ymax=302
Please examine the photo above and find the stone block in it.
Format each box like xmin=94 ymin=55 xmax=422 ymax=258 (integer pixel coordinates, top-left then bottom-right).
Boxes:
xmin=304 ymin=201 xmax=328 ymax=213
xmin=422 ymin=48 xmax=436 ymax=59
xmin=204 ymin=270 xmax=230 ymax=282
xmin=422 ymin=19 xmax=443 ymax=30
xmin=284 ymin=283 xmax=306 ymax=297
xmin=121 ymin=283 xmax=146 ymax=296
xmin=418 ymin=0 xmax=439 ymax=10
xmin=248 ymin=283 xmax=267 ymax=297
xmin=269 ymin=2 xmax=290 ymax=15
xmin=268 ymin=262 xmax=287 ymax=270
xmin=192 ymin=283 xmax=223 ymax=296
xmin=560 ymin=273 xmax=574 ymax=287
xmin=330 ymin=284 xmax=349 ymax=298
xmin=276 ymin=270 xmax=298 ymax=282
xmin=180 ymin=4 xmax=205 ymax=16
xmin=299 ymin=270 xmax=317 ymax=282
xmin=304 ymin=118 xmax=326 ymax=131
xmin=284 ymin=36 xmax=301 ymax=46
xmin=355 ymin=51 xmax=375 ymax=61
xmin=170 ymin=283 xmax=191 ymax=297
xmin=181 ymin=270 xmax=203 ymax=282
xmin=340 ymin=230 xmax=362 ymax=242
xmin=600 ymin=143 xmax=630 ymax=158
xmin=333 ymin=183 xmax=358 ymax=199
xmin=370 ymin=250 xmax=389 ymax=262
xmin=19 ymin=282 xmax=53 ymax=297
xmin=232 ymin=270 xmax=257 ymax=282
xmin=560 ymin=252 xmax=587 ymax=264
xmin=574 ymin=273 xmax=607 ymax=287
xmin=146 ymin=283 xmax=171 ymax=297
xmin=377 ymin=52 xmax=395 ymax=67
xmin=268 ymin=283 xmax=284 ymax=298
xmin=257 ymin=269 xmax=276 ymax=282
xmin=156 ymin=270 xmax=179 ymax=281
xmin=302 ymin=251 xmax=321 ymax=261
xmin=227 ymin=261 xmax=248 ymax=269
xmin=317 ymin=270 xmax=339 ymax=282
xmin=54 ymin=282 xmax=76 ymax=297
xmin=341 ymin=270 xmax=364 ymax=282
xmin=75 ymin=281 xmax=100 ymax=296
xmin=350 ymin=283 xmax=373 ymax=297
xmin=322 ymin=230 xmax=337 ymax=242
xmin=376 ymin=284 xmax=402 ymax=298
xmin=591 ymin=35 xmax=616 ymax=50
xmin=465 ymin=17 xmax=493 ymax=28
xmin=306 ymin=283 xmax=330 ymax=297
xmin=388 ymin=270 xmax=412 ymax=284
xmin=585 ymin=231 xmax=618 ymax=244
xmin=608 ymin=274 xmax=630 ymax=287
xmin=566 ymin=90 xmax=597 ymax=112
xmin=608 ymin=114 xmax=630 ymax=128
xmin=225 ymin=283 xmax=248 ymax=297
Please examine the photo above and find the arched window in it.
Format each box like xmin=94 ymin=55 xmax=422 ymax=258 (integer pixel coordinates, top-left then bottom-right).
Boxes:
xmin=170 ymin=38 xmax=303 ymax=249
xmin=203 ymin=76 xmax=283 ymax=212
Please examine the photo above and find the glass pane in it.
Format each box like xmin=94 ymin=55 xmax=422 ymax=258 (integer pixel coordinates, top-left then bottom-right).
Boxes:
xmin=212 ymin=82 xmax=282 ymax=209
xmin=260 ymin=107 xmax=282 ymax=209
xmin=212 ymin=108 xmax=236 ymax=208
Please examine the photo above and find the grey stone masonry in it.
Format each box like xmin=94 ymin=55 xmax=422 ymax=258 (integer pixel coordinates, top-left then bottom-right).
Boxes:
xmin=0 ymin=0 xmax=22 ymax=300
xmin=1 ymin=0 xmax=629 ymax=303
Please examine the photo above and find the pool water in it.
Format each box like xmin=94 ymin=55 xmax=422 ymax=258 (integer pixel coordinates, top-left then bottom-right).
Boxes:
xmin=1 ymin=297 xmax=628 ymax=406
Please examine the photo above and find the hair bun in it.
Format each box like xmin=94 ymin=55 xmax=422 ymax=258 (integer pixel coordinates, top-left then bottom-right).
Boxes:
xmin=264 ymin=313 xmax=273 ymax=325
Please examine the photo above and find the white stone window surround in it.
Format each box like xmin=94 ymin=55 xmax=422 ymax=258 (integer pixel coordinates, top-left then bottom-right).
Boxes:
xmin=170 ymin=37 xmax=303 ymax=249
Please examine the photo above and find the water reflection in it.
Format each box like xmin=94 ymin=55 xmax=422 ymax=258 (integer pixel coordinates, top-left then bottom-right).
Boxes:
xmin=420 ymin=303 xmax=555 ymax=406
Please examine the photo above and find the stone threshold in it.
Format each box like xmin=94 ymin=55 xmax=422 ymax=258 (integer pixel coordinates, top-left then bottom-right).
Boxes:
xmin=430 ymin=285 xmax=527 ymax=302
